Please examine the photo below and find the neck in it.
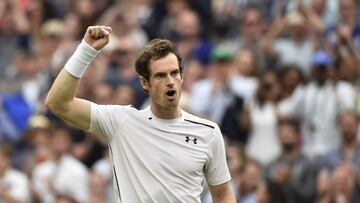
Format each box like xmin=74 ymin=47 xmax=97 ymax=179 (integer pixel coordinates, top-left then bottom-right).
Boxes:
xmin=283 ymin=148 xmax=299 ymax=160
xmin=343 ymin=140 xmax=357 ymax=155
xmin=344 ymin=137 xmax=356 ymax=147
xmin=293 ymin=34 xmax=305 ymax=44
xmin=150 ymin=105 xmax=181 ymax=119
xmin=53 ymin=153 xmax=64 ymax=162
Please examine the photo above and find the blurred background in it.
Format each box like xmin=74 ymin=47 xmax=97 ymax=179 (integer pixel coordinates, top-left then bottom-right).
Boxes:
xmin=0 ymin=0 xmax=360 ymax=202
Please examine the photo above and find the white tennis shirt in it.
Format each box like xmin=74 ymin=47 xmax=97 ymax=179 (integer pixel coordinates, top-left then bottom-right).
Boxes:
xmin=89 ymin=103 xmax=231 ymax=203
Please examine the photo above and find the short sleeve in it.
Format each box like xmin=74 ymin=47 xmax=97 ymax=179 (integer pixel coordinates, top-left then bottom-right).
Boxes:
xmin=88 ymin=102 xmax=129 ymax=140
xmin=204 ymin=125 xmax=231 ymax=186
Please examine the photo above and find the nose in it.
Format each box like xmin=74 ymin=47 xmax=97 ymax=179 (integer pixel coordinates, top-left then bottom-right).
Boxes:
xmin=166 ymin=74 xmax=175 ymax=86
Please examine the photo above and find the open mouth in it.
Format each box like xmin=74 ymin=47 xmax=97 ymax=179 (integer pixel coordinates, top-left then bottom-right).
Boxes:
xmin=166 ymin=90 xmax=176 ymax=97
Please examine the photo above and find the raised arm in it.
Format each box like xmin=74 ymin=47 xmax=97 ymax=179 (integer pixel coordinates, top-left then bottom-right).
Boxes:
xmin=45 ymin=26 xmax=112 ymax=130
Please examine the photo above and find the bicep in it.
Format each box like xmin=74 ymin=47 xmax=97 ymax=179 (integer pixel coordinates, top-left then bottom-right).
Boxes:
xmin=56 ymin=98 xmax=91 ymax=131
xmin=46 ymin=69 xmax=92 ymax=131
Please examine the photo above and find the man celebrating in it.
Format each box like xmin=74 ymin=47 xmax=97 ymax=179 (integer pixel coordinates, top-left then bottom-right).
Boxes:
xmin=46 ymin=25 xmax=235 ymax=203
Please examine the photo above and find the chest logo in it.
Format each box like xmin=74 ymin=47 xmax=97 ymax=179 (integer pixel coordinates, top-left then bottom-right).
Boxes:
xmin=185 ymin=136 xmax=197 ymax=144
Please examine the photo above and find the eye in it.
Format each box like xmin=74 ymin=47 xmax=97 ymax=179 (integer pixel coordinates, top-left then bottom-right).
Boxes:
xmin=170 ymin=70 xmax=180 ymax=77
xmin=154 ymin=73 xmax=166 ymax=79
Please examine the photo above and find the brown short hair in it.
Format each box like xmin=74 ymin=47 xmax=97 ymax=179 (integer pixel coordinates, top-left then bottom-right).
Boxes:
xmin=135 ymin=39 xmax=183 ymax=81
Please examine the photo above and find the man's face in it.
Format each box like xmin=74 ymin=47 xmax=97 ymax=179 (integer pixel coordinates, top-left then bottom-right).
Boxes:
xmin=51 ymin=129 xmax=71 ymax=157
xmin=141 ymin=53 xmax=183 ymax=110
xmin=242 ymin=9 xmax=262 ymax=42
xmin=278 ymin=124 xmax=299 ymax=152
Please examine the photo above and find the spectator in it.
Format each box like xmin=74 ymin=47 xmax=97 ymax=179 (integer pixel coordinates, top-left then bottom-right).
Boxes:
xmin=0 ymin=0 xmax=359 ymax=202
xmin=88 ymin=172 xmax=109 ymax=203
xmin=100 ymin=3 xmax=148 ymax=50
xmin=32 ymin=126 xmax=89 ymax=203
xmin=111 ymin=84 xmax=136 ymax=105
xmin=318 ymin=110 xmax=360 ymax=171
xmin=244 ymin=70 xmax=282 ymax=166
xmin=105 ymin=37 xmax=148 ymax=108
xmin=279 ymin=51 xmax=356 ymax=158
xmin=189 ymin=47 xmax=236 ymax=124
xmin=236 ymin=6 xmax=265 ymax=57
xmin=266 ymin=118 xmax=315 ymax=203
xmin=238 ymin=159 xmax=263 ymax=203
xmin=215 ymin=6 xmax=265 ymax=69
xmin=222 ymin=141 xmax=247 ymax=200
xmin=0 ymin=0 xmax=29 ymax=80
xmin=278 ymin=65 xmax=304 ymax=100
xmin=51 ymin=13 xmax=82 ymax=76
xmin=91 ymin=151 xmax=113 ymax=203
xmin=181 ymin=58 xmax=207 ymax=94
xmin=310 ymin=0 xmax=339 ymax=25
xmin=220 ymin=49 xmax=257 ymax=143
xmin=262 ymin=10 xmax=317 ymax=76
xmin=229 ymin=48 xmax=258 ymax=103
xmin=0 ymin=144 xmax=31 ymax=203
xmin=317 ymin=110 xmax=360 ymax=202
xmin=91 ymin=82 xmax=113 ymax=105
xmin=330 ymin=163 xmax=358 ymax=203
xmin=172 ymin=9 xmax=213 ymax=66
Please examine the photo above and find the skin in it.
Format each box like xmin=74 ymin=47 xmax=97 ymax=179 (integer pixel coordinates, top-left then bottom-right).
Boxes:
xmin=139 ymin=53 xmax=183 ymax=119
xmin=46 ymin=25 xmax=235 ymax=203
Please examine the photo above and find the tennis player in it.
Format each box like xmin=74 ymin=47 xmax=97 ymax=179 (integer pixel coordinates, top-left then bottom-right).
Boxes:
xmin=46 ymin=25 xmax=235 ymax=203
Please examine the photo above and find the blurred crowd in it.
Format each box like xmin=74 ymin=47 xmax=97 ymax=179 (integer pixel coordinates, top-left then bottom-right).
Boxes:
xmin=1 ymin=0 xmax=360 ymax=202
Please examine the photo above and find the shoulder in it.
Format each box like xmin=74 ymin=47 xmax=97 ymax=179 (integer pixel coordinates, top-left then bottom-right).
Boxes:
xmin=336 ymin=81 xmax=355 ymax=91
xmin=62 ymin=155 xmax=89 ymax=174
xmin=91 ymin=103 xmax=140 ymax=123
xmin=6 ymin=169 xmax=29 ymax=182
xmin=92 ymin=103 xmax=135 ymax=113
xmin=183 ymin=111 xmax=218 ymax=131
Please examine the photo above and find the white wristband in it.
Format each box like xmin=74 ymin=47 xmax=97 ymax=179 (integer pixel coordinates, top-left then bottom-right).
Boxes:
xmin=64 ymin=40 xmax=100 ymax=78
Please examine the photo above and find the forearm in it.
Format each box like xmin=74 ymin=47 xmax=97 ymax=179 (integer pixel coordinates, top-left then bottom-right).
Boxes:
xmin=210 ymin=182 xmax=236 ymax=203
xmin=212 ymin=190 xmax=236 ymax=203
xmin=45 ymin=32 xmax=106 ymax=130
xmin=45 ymin=36 xmax=100 ymax=113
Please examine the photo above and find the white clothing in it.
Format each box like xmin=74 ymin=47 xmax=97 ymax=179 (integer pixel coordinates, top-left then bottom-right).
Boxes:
xmin=278 ymin=81 xmax=356 ymax=158
xmin=189 ymin=79 xmax=233 ymax=123
xmin=89 ymin=104 xmax=231 ymax=203
xmin=189 ymin=79 xmax=241 ymax=123
xmin=229 ymin=75 xmax=257 ymax=103
xmin=92 ymin=158 xmax=112 ymax=182
xmin=246 ymin=101 xmax=281 ymax=166
xmin=32 ymin=154 xmax=89 ymax=203
xmin=274 ymin=38 xmax=313 ymax=76
xmin=0 ymin=169 xmax=31 ymax=203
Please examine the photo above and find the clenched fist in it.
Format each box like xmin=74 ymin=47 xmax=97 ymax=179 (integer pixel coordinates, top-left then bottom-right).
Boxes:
xmin=84 ymin=25 xmax=112 ymax=51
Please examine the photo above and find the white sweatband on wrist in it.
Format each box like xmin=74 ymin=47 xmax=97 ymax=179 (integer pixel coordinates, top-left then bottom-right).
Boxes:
xmin=64 ymin=39 xmax=100 ymax=78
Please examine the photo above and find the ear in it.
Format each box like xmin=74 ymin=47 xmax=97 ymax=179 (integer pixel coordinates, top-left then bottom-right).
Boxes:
xmin=139 ymin=76 xmax=149 ymax=92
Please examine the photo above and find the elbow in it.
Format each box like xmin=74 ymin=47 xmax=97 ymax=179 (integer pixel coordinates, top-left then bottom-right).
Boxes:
xmin=45 ymin=93 xmax=67 ymax=116
xmin=45 ymin=94 xmax=54 ymax=112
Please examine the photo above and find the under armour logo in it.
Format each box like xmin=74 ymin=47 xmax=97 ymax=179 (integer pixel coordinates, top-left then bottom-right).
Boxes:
xmin=185 ymin=136 xmax=197 ymax=144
